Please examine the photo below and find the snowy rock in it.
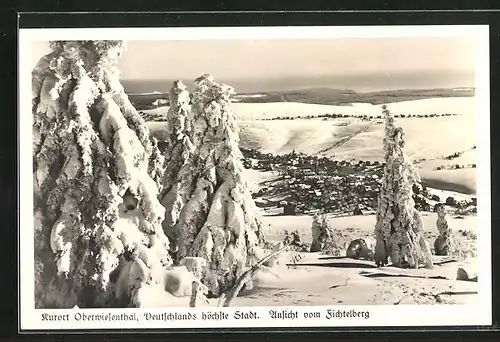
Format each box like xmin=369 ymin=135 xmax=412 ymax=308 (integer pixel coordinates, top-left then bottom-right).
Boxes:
xmin=164 ymin=266 xmax=203 ymax=297
xmin=457 ymin=267 xmax=478 ymax=282
xmin=179 ymin=257 xmax=207 ymax=279
xmin=273 ymin=242 xmax=285 ymax=252
xmin=346 ymin=238 xmax=375 ymax=260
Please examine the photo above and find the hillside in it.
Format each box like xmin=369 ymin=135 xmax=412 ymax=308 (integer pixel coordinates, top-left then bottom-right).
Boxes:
xmin=146 ymin=96 xmax=477 ymax=195
xmin=233 ymin=87 xmax=475 ymax=106
xmin=144 ymin=96 xmax=475 ymax=121
xmin=129 ymin=87 xmax=474 ymax=111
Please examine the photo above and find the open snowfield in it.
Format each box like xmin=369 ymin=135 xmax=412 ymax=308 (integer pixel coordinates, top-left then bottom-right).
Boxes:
xmin=145 ymin=102 xmax=359 ymax=120
xmin=148 ymin=98 xmax=476 ymax=160
xmin=234 ymin=97 xmax=475 ymax=120
xmin=230 ymin=250 xmax=478 ymax=306
xmin=419 ymin=168 xmax=477 ymax=195
xmin=140 ymin=248 xmax=478 ymax=307
xmin=143 ymin=97 xmax=476 ymax=121
xmin=236 ymin=115 xmax=475 ymax=158
xmin=259 ymin=213 xmax=477 ymax=244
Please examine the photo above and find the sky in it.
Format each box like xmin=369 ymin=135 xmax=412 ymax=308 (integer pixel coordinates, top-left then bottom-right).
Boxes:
xmin=30 ymin=37 xmax=475 ymax=82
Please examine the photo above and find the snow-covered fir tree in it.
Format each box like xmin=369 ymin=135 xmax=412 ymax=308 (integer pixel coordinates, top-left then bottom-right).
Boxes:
xmin=32 ymin=40 xmax=175 ymax=308
xmin=373 ymin=105 xmax=433 ymax=269
xmin=160 ymin=74 xmax=265 ymax=297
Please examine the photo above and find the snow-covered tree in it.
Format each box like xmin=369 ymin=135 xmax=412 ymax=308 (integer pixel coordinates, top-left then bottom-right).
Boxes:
xmin=310 ymin=213 xmax=335 ymax=253
xmin=434 ymin=204 xmax=452 ymax=256
xmin=32 ymin=40 xmax=172 ymax=308
xmin=373 ymin=105 xmax=433 ymax=269
xmin=160 ymin=74 xmax=265 ymax=297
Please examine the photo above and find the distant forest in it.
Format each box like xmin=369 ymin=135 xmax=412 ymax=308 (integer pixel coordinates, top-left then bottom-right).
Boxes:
xmin=128 ymin=87 xmax=475 ymax=111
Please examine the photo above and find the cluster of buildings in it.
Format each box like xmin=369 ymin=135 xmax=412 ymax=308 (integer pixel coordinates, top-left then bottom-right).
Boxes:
xmin=241 ymin=148 xmax=477 ymax=217
xmin=241 ymin=149 xmax=384 ymax=216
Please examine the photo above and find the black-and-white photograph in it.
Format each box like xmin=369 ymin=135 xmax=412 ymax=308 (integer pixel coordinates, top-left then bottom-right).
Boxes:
xmin=19 ymin=25 xmax=491 ymax=330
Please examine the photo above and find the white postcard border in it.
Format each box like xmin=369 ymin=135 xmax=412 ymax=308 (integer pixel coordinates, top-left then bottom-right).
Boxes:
xmin=18 ymin=25 xmax=492 ymax=331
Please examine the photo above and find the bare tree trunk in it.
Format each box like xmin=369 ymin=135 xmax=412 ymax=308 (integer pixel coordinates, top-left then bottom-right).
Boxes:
xmin=32 ymin=41 xmax=172 ymax=308
xmin=374 ymin=105 xmax=433 ymax=269
xmin=189 ymin=281 xmax=200 ymax=307
xmin=222 ymin=246 xmax=288 ymax=307
xmin=159 ymin=75 xmax=265 ymax=297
